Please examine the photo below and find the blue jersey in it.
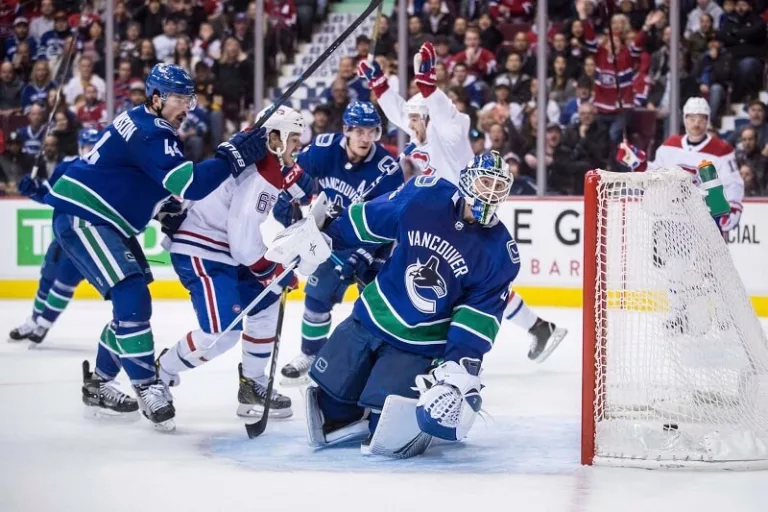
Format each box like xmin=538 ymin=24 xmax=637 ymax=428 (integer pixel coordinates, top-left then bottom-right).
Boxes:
xmin=21 ymin=81 xmax=57 ymax=112
xmin=326 ymin=177 xmax=520 ymax=363
xmin=23 ymin=156 xmax=80 ymax=204
xmin=38 ymin=29 xmax=69 ymax=61
xmin=296 ymin=132 xmax=403 ymax=210
xmin=45 ymin=105 xmax=230 ymax=238
xmin=17 ymin=125 xmax=46 ymax=156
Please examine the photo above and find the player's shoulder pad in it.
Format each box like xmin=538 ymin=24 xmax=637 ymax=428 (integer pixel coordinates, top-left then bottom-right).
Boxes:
xmin=702 ymin=135 xmax=734 ymax=157
xmin=661 ymin=134 xmax=685 ymax=148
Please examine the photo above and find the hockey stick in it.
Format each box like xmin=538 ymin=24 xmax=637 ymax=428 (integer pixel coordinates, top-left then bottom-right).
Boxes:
xmin=245 ymin=287 xmax=289 ymax=438
xmin=355 ymin=142 xmax=416 ymax=203
xmin=330 ymin=252 xmax=367 ymax=288
xmin=253 ymin=0 xmax=385 ymax=131
xmin=368 ymin=0 xmax=385 ymax=58
xmin=602 ymin=1 xmax=628 ymax=143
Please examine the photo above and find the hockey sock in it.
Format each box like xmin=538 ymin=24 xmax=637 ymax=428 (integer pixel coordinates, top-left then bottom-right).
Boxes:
xmin=160 ymin=329 xmax=240 ymax=375
xmin=95 ymin=323 xmax=122 ymax=380
xmin=368 ymin=412 xmax=380 ymax=435
xmin=37 ymin=280 xmax=76 ymax=328
xmin=241 ymin=299 xmax=280 ymax=379
xmin=317 ymin=387 xmax=365 ymax=426
xmin=32 ymin=288 xmax=47 ymax=321
xmin=504 ymin=291 xmax=538 ymax=331
xmin=301 ymin=310 xmax=331 ymax=355
xmin=111 ymin=275 xmax=155 ymax=385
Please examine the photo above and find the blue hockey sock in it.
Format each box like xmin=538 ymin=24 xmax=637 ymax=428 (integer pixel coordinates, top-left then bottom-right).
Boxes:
xmin=301 ymin=311 xmax=331 ymax=356
xmin=95 ymin=323 xmax=122 ymax=380
xmin=110 ymin=275 xmax=155 ymax=385
xmin=317 ymin=387 xmax=365 ymax=425
xmin=38 ymin=280 xmax=76 ymax=328
xmin=31 ymin=288 xmax=49 ymax=321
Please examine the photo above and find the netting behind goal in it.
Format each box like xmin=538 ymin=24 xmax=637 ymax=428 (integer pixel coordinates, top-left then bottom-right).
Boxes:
xmin=581 ymin=169 xmax=768 ymax=469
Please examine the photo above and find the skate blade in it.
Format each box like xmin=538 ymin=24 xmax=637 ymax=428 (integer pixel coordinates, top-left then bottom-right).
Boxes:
xmin=83 ymin=405 xmax=140 ymax=422
xmin=280 ymin=374 xmax=312 ymax=387
xmin=7 ymin=336 xmax=28 ymax=343
xmin=236 ymin=403 xmax=294 ymax=419
xmin=150 ymin=418 xmax=176 ymax=432
xmin=532 ymin=327 xmax=568 ymax=363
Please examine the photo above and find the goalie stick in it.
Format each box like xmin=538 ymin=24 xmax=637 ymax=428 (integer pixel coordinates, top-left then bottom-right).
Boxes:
xmin=245 ymin=287 xmax=289 ymax=438
xmin=253 ymin=0 xmax=385 ymax=131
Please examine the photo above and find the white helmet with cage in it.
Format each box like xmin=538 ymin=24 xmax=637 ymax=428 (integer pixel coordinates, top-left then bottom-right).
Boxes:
xmin=256 ymin=104 xmax=307 ymax=157
xmin=683 ymin=97 xmax=710 ymax=120
xmin=458 ymin=151 xmax=514 ymax=225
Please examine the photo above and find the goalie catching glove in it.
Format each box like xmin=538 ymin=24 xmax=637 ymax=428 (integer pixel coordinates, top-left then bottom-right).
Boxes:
xmin=265 ymin=217 xmax=332 ymax=277
xmin=415 ymin=357 xmax=483 ymax=441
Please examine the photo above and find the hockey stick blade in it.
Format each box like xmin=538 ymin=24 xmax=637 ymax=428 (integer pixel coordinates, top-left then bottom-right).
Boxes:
xmin=245 ymin=289 xmax=290 ymax=438
xmin=253 ymin=0 xmax=385 ymax=131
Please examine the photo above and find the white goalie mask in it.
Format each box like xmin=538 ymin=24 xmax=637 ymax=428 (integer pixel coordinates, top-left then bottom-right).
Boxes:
xmin=256 ymin=105 xmax=307 ymax=157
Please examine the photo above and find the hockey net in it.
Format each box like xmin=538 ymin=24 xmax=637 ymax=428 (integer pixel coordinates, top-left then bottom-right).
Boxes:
xmin=582 ymin=169 xmax=768 ymax=469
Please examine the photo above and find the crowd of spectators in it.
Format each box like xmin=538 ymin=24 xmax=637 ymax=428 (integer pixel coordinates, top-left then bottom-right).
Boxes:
xmin=2 ymin=0 xmax=768 ymax=197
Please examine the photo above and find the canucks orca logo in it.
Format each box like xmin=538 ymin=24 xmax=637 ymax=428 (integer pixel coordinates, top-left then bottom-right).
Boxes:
xmin=405 ymin=255 xmax=448 ymax=314
xmin=326 ymin=195 xmax=345 ymax=220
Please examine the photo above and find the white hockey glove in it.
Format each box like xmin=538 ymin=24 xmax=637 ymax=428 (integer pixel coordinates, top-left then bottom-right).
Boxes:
xmin=718 ymin=204 xmax=742 ymax=232
xmin=415 ymin=358 xmax=483 ymax=441
xmin=265 ymin=217 xmax=332 ymax=276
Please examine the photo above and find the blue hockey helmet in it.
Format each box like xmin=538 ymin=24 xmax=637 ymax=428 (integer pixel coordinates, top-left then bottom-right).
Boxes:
xmin=145 ymin=63 xmax=197 ymax=109
xmin=342 ymin=101 xmax=382 ymax=140
xmin=458 ymin=151 xmax=513 ymax=225
xmin=78 ymin=128 xmax=100 ymax=147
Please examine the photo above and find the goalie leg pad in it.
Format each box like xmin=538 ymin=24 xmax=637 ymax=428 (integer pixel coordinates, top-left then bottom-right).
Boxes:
xmin=305 ymin=385 xmax=369 ymax=448
xmin=367 ymin=395 xmax=433 ymax=459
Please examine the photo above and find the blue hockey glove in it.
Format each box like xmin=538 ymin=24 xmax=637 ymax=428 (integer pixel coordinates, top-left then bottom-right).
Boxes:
xmin=18 ymin=174 xmax=44 ymax=199
xmin=155 ymin=197 xmax=187 ymax=236
xmin=216 ymin=127 xmax=268 ymax=177
xmin=273 ymin=191 xmax=303 ymax=228
xmin=335 ymin=248 xmax=373 ymax=281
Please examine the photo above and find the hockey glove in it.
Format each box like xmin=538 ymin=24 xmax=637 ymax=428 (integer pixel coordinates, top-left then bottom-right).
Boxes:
xmin=358 ymin=57 xmax=389 ymax=97
xmin=273 ymin=191 xmax=304 ymax=228
xmin=334 ymin=248 xmax=374 ymax=281
xmin=250 ymin=258 xmax=299 ymax=292
xmin=18 ymin=174 xmax=46 ymax=201
xmin=615 ymin=140 xmax=647 ymax=172
xmin=413 ymin=42 xmax=437 ymax=98
xmin=155 ymin=197 xmax=188 ymax=237
xmin=718 ymin=204 xmax=742 ymax=232
xmin=216 ymin=127 xmax=268 ymax=177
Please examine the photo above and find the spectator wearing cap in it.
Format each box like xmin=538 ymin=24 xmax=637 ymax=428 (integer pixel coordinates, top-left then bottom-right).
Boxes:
xmin=504 ymin=152 xmax=538 ymax=195
xmin=735 ymin=126 xmax=768 ymax=186
xmin=450 ymin=62 xmax=489 ymax=110
xmin=448 ymin=27 xmax=496 ymax=80
xmin=30 ymin=0 xmax=55 ymax=41
xmin=494 ymin=53 xmax=532 ymax=105
xmin=469 ymin=128 xmax=485 ymax=155
xmin=38 ymin=11 xmax=72 ymax=61
xmin=16 ymin=103 xmax=46 ymax=156
xmin=134 ymin=0 xmax=168 ymax=39
xmin=523 ymin=121 xmax=570 ymax=185
xmin=728 ymin=100 xmax=768 ymax=150
xmin=63 ymin=56 xmax=106 ymax=105
xmin=120 ymin=79 xmax=147 ymax=113
xmin=686 ymin=0 xmax=724 ymax=37
xmin=302 ymin=104 xmax=332 ymax=145
xmin=153 ymin=18 xmax=179 ymax=62
xmin=421 ymin=0 xmax=453 ymax=37
xmin=0 ymin=61 xmax=23 ymax=116
xmin=21 ymin=61 xmax=56 ymax=113
xmin=321 ymin=56 xmax=369 ymax=103
xmin=717 ymin=0 xmax=766 ymax=102
xmin=560 ymin=77 xmax=594 ymax=126
xmin=5 ymin=17 xmax=38 ymax=62
xmin=0 ymin=132 xmax=34 ymax=194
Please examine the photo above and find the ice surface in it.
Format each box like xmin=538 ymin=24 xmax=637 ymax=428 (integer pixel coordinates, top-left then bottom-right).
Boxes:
xmin=1 ymin=301 xmax=766 ymax=512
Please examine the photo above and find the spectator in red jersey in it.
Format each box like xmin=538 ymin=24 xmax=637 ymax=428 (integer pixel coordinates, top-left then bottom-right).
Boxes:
xmin=69 ymin=2 xmax=100 ymax=33
xmin=76 ymin=84 xmax=108 ymax=130
xmin=449 ymin=27 xmax=496 ymax=80
xmin=489 ymin=0 xmax=533 ymax=22
xmin=421 ymin=0 xmax=453 ymax=37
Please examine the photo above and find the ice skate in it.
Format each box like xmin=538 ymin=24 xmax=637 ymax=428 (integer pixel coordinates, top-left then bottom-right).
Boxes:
xmin=280 ymin=352 xmax=315 ymax=386
xmin=8 ymin=317 xmax=38 ymax=342
xmin=81 ymin=360 xmax=139 ymax=419
xmin=527 ymin=318 xmax=567 ymax=363
xmin=237 ymin=363 xmax=293 ymax=419
xmin=134 ymin=381 xmax=176 ymax=432
xmin=155 ymin=348 xmax=181 ymax=388
xmin=27 ymin=324 xmax=49 ymax=345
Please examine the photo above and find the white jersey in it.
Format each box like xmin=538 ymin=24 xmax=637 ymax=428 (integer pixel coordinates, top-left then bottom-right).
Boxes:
xmin=378 ymin=87 xmax=473 ymax=185
xmin=650 ymin=133 xmax=744 ymax=206
xmin=169 ymin=164 xmax=281 ymax=267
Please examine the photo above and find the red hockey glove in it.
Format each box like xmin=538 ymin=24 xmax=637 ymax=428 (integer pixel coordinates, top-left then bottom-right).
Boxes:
xmin=414 ymin=42 xmax=437 ymax=97
xmin=616 ymin=140 xmax=647 ymax=172
xmin=718 ymin=204 xmax=742 ymax=232
xmin=358 ymin=57 xmax=389 ymax=97
xmin=250 ymin=258 xmax=299 ymax=292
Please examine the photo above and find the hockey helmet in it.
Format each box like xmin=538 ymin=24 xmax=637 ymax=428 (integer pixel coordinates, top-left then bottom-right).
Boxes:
xmin=78 ymin=128 xmax=100 ymax=148
xmin=256 ymin=104 xmax=307 ymax=157
xmin=145 ymin=63 xmax=197 ymax=109
xmin=683 ymin=97 xmax=710 ymax=119
xmin=404 ymin=93 xmax=429 ymax=119
xmin=458 ymin=151 xmax=513 ymax=225
xmin=342 ymin=101 xmax=382 ymax=140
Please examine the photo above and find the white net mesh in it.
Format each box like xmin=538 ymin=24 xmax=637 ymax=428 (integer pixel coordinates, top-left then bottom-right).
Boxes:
xmin=589 ymin=169 xmax=768 ymax=468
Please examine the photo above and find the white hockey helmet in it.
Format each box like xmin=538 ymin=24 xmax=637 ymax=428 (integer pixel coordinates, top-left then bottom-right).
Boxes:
xmin=256 ymin=104 xmax=307 ymax=157
xmin=683 ymin=97 xmax=710 ymax=119
xmin=404 ymin=93 xmax=429 ymax=119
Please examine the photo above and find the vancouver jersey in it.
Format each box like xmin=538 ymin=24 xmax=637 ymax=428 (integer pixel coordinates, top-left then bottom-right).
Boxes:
xmin=296 ymin=132 xmax=404 ymax=209
xmin=169 ymin=155 xmax=283 ymax=267
xmin=377 ymin=87 xmax=473 ymax=184
xmin=326 ymin=176 xmax=520 ymax=363
xmin=45 ymin=105 xmax=230 ymax=238
xmin=26 ymin=156 xmax=80 ymax=204
xmin=650 ymin=134 xmax=744 ymax=207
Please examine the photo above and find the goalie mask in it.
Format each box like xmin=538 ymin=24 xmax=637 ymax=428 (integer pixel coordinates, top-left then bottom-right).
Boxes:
xmin=458 ymin=151 xmax=513 ymax=225
xmin=256 ymin=105 xmax=307 ymax=157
